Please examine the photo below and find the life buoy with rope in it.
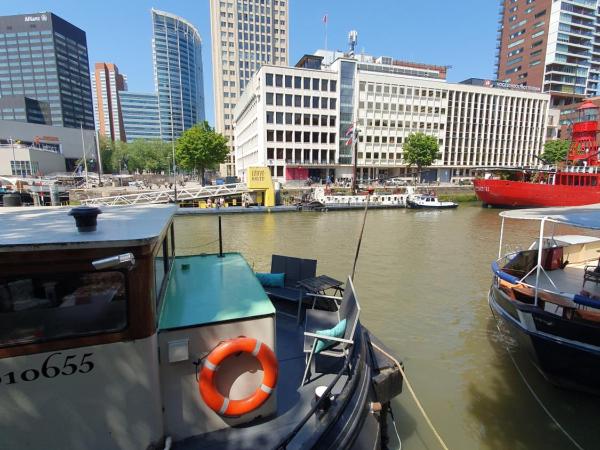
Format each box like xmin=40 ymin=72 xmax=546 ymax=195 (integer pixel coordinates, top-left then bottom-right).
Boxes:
xmin=199 ymin=337 xmax=278 ymax=417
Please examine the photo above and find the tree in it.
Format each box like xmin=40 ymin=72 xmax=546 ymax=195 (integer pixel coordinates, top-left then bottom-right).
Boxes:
xmin=176 ymin=121 xmax=229 ymax=184
xmin=540 ymin=139 xmax=570 ymax=164
xmin=403 ymin=132 xmax=440 ymax=180
xmin=126 ymin=139 xmax=171 ymax=173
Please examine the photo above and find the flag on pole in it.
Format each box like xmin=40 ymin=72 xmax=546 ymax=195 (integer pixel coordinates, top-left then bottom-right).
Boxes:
xmin=345 ymin=124 xmax=354 ymax=137
xmin=323 ymin=14 xmax=328 ymax=24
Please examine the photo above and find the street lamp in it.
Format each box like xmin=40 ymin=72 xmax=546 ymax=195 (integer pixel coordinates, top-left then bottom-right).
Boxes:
xmin=80 ymin=123 xmax=89 ymax=187
xmin=9 ymin=137 xmax=16 ymax=176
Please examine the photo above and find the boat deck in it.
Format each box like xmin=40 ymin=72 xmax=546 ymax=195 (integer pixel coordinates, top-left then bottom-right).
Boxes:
xmin=174 ymin=310 xmax=349 ymax=450
xmin=523 ymin=263 xmax=600 ymax=297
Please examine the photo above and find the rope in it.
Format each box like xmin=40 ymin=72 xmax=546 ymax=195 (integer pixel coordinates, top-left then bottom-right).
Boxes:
xmin=351 ymin=193 xmax=370 ymax=280
xmin=489 ymin=306 xmax=585 ymax=450
xmin=371 ymin=342 xmax=450 ymax=450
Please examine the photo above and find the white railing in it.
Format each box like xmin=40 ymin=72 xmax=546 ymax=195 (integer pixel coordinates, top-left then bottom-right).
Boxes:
xmin=81 ymin=183 xmax=249 ymax=206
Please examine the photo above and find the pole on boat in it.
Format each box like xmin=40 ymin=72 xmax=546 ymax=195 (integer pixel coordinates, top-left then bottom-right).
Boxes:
xmin=534 ymin=218 xmax=546 ymax=306
xmin=218 ymin=215 xmax=224 ymax=258
xmin=95 ymin=131 xmax=103 ymax=185
xmin=351 ymin=186 xmax=373 ymax=280
xmin=498 ymin=217 xmax=505 ymax=259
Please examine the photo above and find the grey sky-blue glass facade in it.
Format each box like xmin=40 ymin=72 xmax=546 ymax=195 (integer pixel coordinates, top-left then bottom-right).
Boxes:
xmin=119 ymin=91 xmax=161 ymax=142
xmin=152 ymin=9 xmax=204 ymax=142
xmin=0 ymin=12 xmax=94 ymax=130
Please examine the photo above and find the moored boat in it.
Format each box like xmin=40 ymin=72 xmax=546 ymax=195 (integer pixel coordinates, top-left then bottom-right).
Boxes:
xmin=0 ymin=205 xmax=404 ymax=449
xmin=488 ymin=205 xmax=600 ymax=394
xmin=474 ymin=101 xmax=600 ymax=208
xmin=406 ymin=193 xmax=457 ymax=209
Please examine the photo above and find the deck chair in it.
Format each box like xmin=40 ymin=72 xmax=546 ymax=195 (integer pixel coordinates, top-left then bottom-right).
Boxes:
xmin=583 ymin=260 xmax=600 ymax=286
xmin=263 ymin=255 xmax=317 ymax=323
xmin=301 ymin=276 xmax=360 ymax=386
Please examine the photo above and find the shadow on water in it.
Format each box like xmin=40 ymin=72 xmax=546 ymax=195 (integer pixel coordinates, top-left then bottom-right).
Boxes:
xmin=466 ymin=315 xmax=600 ymax=450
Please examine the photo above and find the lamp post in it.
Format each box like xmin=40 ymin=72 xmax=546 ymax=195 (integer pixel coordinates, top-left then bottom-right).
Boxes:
xmin=351 ymin=126 xmax=360 ymax=194
xmin=9 ymin=137 xmax=16 ymax=176
xmin=80 ymin=123 xmax=89 ymax=187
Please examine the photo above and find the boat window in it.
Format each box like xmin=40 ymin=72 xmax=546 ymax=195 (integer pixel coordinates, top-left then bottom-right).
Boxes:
xmin=0 ymin=271 xmax=127 ymax=347
xmin=155 ymin=225 xmax=175 ymax=306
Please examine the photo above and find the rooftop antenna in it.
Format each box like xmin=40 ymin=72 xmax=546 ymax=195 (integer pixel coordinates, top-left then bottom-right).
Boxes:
xmin=348 ymin=30 xmax=358 ymax=56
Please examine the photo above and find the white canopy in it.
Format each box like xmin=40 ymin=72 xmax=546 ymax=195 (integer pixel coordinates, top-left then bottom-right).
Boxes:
xmin=500 ymin=204 xmax=600 ymax=230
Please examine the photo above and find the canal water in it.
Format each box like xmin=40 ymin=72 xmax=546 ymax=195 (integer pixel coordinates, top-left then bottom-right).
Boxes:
xmin=174 ymin=205 xmax=600 ymax=450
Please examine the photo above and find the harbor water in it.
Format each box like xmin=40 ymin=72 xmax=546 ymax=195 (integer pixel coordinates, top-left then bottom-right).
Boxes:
xmin=174 ymin=205 xmax=600 ymax=450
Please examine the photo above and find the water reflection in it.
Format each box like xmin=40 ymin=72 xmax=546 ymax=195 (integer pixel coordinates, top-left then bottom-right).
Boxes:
xmin=174 ymin=206 xmax=600 ymax=450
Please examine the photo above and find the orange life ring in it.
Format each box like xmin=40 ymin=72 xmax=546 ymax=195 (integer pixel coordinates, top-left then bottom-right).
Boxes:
xmin=199 ymin=337 xmax=278 ymax=417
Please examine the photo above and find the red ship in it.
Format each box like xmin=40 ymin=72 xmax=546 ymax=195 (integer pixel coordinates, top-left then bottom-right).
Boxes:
xmin=473 ymin=101 xmax=600 ymax=207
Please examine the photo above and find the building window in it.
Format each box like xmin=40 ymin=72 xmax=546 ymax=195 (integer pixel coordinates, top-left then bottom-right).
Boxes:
xmin=266 ymin=111 xmax=274 ymax=123
xmin=294 ymin=76 xmax=301 ymax=88
xmin=312 ymin=78 xmax=319 ymax=90
xmin=275 ymin=74 xmax=283 ymax=87
xmin=303 ymin=77 xmax=310 ymax=89
xmin=266 ymin=92 xmax=273 ymax=105
xmin=285 ymin=75 xmax=292 ymax=88
xmin=266 ymin=73 xmax=273 ymax=86
xmin=276 ymin=93 xmax=283 ymax=106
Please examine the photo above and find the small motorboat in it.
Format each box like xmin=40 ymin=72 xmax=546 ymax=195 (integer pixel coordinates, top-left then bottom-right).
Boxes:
xmin=406 ymin=194 xmax=458 ymax=209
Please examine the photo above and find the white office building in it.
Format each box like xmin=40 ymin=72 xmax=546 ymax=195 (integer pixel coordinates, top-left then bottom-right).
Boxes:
xmin=234 ymin=53 xmax=551 ymax=183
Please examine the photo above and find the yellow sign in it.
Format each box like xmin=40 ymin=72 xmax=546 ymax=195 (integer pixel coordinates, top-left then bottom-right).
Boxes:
xmin=247 ymin=167 xmax=275 ymax=207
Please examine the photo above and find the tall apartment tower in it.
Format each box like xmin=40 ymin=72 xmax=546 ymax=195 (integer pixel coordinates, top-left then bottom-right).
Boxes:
xmin=91 ymin=62 xmax=127 ymax=141
xmin=496 ymin=0 xmax=600 ymax=109
xmin=0 ymin=12 xmax=94 ymax=129
xmin=210 ymin=0 xmax=289 ymax=176
xmin=151 ymin=9 xmax=205 ymax=142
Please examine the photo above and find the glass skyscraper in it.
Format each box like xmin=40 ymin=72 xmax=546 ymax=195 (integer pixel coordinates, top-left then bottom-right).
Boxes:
xmin=119 ymin=92 xmax=161 ymax=142
xmin=151 ymin=9 xmax=205 ymax=142
xmin=0 ymin=12 xmax=94 ymax=129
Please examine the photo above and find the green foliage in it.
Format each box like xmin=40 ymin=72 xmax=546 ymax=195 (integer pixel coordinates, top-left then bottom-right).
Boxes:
xmin=540 ymin=139 xmax=570 ymax=164
xmin=403 ymin=132 xmax=440 ymax=171
xmin=176 ymin=121 xmax=229 ymax=183
xmin=126 ymin=139 xmax=172 ymax=173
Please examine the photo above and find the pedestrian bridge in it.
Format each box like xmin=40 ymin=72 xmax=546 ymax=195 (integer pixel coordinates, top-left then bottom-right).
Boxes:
xmin=81 ymin=183 xmax=250 ymax=206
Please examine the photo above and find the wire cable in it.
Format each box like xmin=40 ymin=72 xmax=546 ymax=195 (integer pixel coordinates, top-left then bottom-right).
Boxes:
xmin=371 ymin=342 xmax=450 ymax=450
xmin=489 ymin=304 xmax=585 ymax=450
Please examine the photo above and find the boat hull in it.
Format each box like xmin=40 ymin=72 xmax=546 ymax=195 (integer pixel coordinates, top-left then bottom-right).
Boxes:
xmin=473 ymin=178 xmax=600 ymax=207
xmin=406 ymin=200 xmax=458 ymax=209
xmin=489 ymin=286 xmax=600 ymax=394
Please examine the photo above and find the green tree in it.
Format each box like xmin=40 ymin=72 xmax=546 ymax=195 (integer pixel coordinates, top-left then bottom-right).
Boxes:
xmin=176 ymin=121 xmax=229 ymax=184
xmin=403 ymin=132 xmax=440 ymax=180
xmin=126 ymin=139 xmax=171 ymax=173
xmin=97 ymin=135 xmax=118 ymax=173
xmin=540 ymin=139 xmax=570 ymax=164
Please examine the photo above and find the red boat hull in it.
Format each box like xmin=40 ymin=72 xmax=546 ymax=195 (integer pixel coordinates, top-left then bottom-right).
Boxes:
xmin=473 ymin=179 xmax=600 ymax=207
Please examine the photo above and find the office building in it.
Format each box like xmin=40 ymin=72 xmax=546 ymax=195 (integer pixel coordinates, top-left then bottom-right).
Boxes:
xmin=234 ymin=53 xmax=550 ymax=183
xmin=0 ymin=95 xmax=51 ymax=124
xmin=151 ymin=9 xmax=205 ymax=142
xmin=210 ymin=0 xmax=289 ymax=176
xmin=119 ymin=92 xmax=161 ymax=142
xmin=91 ymin=62 xmax=127 ymax=142
xmin=495 ymin=0 xmax=600 ymax=109
xmin=0 ymin=120 xmax=97 ymax=175
xmin=0 ymin=12 xmax=94 ymax=129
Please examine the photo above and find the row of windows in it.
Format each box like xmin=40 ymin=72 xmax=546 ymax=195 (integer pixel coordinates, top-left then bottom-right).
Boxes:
xmin=266 ymin=111 xmax=336 ymax=126
xmin=359 ymin=118 xmax=445 ymax=130
xmin=266 ymin=73 xmax=336 ymax=91
xmin=359 ymin=82 xmax=447 ymax=98
xmin=266 ymin=129 xmax=336 ymax=144
xmin=265 ymin=92 xmax=336 ymax=109
xmin=360 ymin=102 xmax=446 ymax=114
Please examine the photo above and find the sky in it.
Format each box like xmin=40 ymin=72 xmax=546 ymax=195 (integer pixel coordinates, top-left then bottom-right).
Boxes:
xmin=1 ymin=0 xmax=498 ymax=125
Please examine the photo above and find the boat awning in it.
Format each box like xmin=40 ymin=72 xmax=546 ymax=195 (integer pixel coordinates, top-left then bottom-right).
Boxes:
xmin=500 ymin=204 xmax=600 ymax=230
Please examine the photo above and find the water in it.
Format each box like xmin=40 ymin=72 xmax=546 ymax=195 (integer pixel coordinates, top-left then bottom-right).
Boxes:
xmin=174 ymin=206 xmax=600 ymax=450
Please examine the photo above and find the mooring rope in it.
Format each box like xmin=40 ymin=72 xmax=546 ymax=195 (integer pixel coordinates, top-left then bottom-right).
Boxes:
xmin=371 ymin=342 xmax=450 ymax=450
xmin=489 ymin=305 xmax=585 ymax=450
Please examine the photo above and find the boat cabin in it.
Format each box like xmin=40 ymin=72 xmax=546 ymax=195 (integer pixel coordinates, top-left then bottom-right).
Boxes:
xmin=0 ymin=205 xmax=277 ymax=449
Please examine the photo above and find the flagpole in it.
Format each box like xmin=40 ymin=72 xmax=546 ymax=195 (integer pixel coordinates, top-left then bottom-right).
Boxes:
xmin=324 ymin=13 xmax=328 ymax=51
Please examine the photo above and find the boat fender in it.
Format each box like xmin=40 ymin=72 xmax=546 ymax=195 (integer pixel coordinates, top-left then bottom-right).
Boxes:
xmin=199 ymin=337 xmax=278 ymax=417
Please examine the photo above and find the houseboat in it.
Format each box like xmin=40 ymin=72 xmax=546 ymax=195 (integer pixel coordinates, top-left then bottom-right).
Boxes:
xmin=0 ymin=205 xmax=403 ymax=449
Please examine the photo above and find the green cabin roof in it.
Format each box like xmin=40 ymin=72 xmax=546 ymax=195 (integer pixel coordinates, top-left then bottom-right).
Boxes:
xmin=158 ymin=253 xmax=275 ymax=330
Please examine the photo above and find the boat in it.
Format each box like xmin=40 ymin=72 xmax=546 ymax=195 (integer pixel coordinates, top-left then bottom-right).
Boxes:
xmin=0 ymin=204 xmax=404 ymax=449
xmin=473 ymin=100 xmax=600 ymax=208
xmin=406 ymin=193 xmax=458 ymax=209
xmin=312 ymin=186 xmax=409 ymax=209
xmin=488 ymin=205 xmax=600 ymax=394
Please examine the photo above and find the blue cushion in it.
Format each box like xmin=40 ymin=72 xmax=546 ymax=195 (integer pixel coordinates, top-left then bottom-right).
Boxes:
xmin=315 ymin=318 xmax=347 ymax=353
xmin=256 ymin=272 xmax=285 ymax=288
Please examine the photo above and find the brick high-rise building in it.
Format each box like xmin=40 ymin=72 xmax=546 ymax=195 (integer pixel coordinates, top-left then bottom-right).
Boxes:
xmin=91 ymin=62 xmax=127 ymax=142
xmin=209 ymin=0 xmax=289 ymax=177
xmin=496 ymin=0 xmax=600 ymax=111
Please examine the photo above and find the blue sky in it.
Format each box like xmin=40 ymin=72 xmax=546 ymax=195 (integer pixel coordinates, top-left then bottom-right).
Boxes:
xmin=2 ymin=1 xmax=498 ymax=125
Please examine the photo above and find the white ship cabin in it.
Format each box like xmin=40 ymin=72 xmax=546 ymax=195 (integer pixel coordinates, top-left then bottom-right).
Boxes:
xmin=0 ymin=205 xmax=277 ymax=449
